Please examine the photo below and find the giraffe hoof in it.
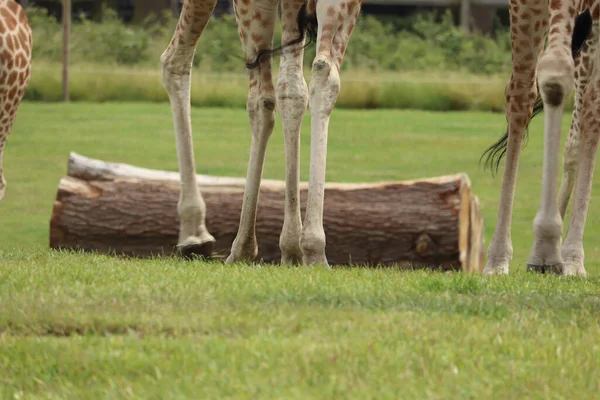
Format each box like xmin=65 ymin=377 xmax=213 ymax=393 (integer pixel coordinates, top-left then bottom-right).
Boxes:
xmin=526 ymin=263 xmax=563 ymax=275
xmin=280 ymin=254 xmax=303 ymax=266
xmin=302 ymin=254 xmax=330 ymax=268
xmin=177 ymin=238 xmax=215 ymax=260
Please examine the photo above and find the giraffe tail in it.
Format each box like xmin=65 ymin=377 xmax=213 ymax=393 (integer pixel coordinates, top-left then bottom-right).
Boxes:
xmin=245 ymin=0 xmax=318 ymax=69
xmin=480 ymin=8 xmax=593 ymax=175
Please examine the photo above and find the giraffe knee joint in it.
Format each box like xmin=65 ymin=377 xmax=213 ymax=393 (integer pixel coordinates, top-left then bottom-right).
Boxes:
xmin=313 ymin=58 xmax=331 ymax=73
xmin=247 ymin=89 xmax=276 ymax=113
xmin=542 ymin=82 xmax=565 ymax=107
xmin=533 ymin=213 xmax=563 ymax=240
xmin=276 ymin=78 xmax=308 ymax=118
xmin=311 ymin=58 xmax=340 ymax=94
xmin=538 ymin=54 xmax=574 ymax=107
xmin=262 ymin=97 xmax=276 ymax=111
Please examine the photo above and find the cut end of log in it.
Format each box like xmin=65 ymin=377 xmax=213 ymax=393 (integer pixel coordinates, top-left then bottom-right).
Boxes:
xmin=52 ymin=153 xmax=486 ymax=272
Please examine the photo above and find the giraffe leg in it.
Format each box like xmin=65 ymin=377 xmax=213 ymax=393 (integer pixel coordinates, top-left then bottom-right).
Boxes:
xmin=558 ymin=33 xmax=595 ymax=221
xmin=300 ymin=0 xmax=361 ymax=266
xmin=483 ymin=1 xmax=548 ymax=275
xmin=161 ymin=0 xmax=218 ymax=258
xmin=278 ymin=0 xmax=309 ymax=265
xmin=0 ymin=2 xmax=32 ymax=202
xmin=225 ymin=0 xmax=279 ymax=264
xmin=560 ymin=49 xmax=600 ymax=277
xmin=0 ymin=112 xmax=23 ymax=201
xmin=0 ymin=144 xmax=6 ymax=201
xmin=526 ymin=2 xmax=578 ymax=274
xmin=558 ymin=117 xmax=580 ymax=220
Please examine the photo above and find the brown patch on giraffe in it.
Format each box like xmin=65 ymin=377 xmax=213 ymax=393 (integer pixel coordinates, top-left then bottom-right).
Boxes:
xmin=549 ymin=27 xmax=561 ymax=35
xmin=17 ymin=27 xmax=27 ymax=50
xmin=347 ymin=1 xmax=357 ymax=15
xmin=549 ymin=0 xmax=562 ymax=9
xmin=3 ymin=10 xmax=16 ymax=31
xmin=531 ymin=7 xmax=543 ymax=15
xmin=518 ymin=24 xmax=529 ymax=34
xmin=18 ymin=71 xmax=26 ymax=86
xmin=6 ymin=71 xmax=17 ymax=86
xmin=592 ymin=3 xmax=600 ymax=19
xmin=6 ymin=1 xmax=17 ymax=16
xmin=550 ymin=14 xmax=565 ymax=24
xmin=6 ymin=36 xmax=13 ymax=52
xmin=250 ymin=32 xmax=262 ymax=44
xmin=7 ymin=84 xmax=17 ymax=99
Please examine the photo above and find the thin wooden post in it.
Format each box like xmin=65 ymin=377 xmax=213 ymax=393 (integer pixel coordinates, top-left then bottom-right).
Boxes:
xmin=460 ymin=0 xmax=471 ymax=33
xmin=62 ymin=0 xmax=71 ymax=102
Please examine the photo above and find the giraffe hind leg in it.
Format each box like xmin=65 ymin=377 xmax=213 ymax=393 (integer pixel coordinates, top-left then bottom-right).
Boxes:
xmin=483 ymin=1 xmax=549 ymax=275
xmin=226 ymin=0 xmax=279 ymax=263
xmin=277 ymin=0 xmax=310 ymax=265
xmin=559 ymin=14 xmax=599 ymax=277
xmin=558 ymin=15 xmax=595 ymax=221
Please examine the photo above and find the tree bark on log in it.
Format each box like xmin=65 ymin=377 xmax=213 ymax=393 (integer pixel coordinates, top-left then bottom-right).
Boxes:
xmin=50 ymin=153 xmax=486 ymax=272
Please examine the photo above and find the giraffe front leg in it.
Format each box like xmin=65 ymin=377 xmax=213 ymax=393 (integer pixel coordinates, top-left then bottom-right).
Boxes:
xmin=226 ymin=0 xmax=278 ymax=264
xmin=277 ymin=0 xmax=309 ymax=265
xmin=558 ymin=118 xmax=580 ymax=220
xmin=526 ymin=4 xmax=577 ymax=274
xmin=301 ymin=0 xmax=360 ymax=266
xmin=526 ymin=101 xmax=566 ymax=274
xmin=161 ymin=0 xmax=217 ymax=259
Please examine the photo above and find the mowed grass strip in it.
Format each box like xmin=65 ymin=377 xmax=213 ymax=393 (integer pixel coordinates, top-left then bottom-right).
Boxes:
xmin=0 ymin=250 xmax=599 ymax=398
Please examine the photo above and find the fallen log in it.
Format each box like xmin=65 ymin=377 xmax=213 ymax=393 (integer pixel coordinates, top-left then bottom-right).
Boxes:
xmin=50 ymin=152 xmax=486 ymax=272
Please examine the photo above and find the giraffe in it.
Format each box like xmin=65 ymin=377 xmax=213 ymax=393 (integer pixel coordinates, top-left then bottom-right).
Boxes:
xmin=0 ymin=0 xmax=32 ymax=201
xmin=161 ymin=0 xmax=361 ymax=264
xmin=482 ymin=0 xmax=598 ymax=276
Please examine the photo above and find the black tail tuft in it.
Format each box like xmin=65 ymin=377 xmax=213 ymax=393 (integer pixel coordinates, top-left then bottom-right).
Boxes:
xmin=245 ymin=2 xmax=318 ymax=70
xmin=480 ymin=95 xmax=542 ymax=174
xmin=481 ymin=8 xmax=593 ymax=175
xmin=572 ymin=8 xmax=593 ymax=57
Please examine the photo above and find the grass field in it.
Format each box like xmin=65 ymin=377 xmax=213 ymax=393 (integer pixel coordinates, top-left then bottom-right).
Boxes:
xmin=1 ymin=102 xmax=599 ymax=398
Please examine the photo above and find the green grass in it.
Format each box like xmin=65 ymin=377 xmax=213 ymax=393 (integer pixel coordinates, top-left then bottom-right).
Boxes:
xmin=1 ymin=251 xmax=599 ymax=398
xmin=1 ymin=103 xmax=599 ymax=398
